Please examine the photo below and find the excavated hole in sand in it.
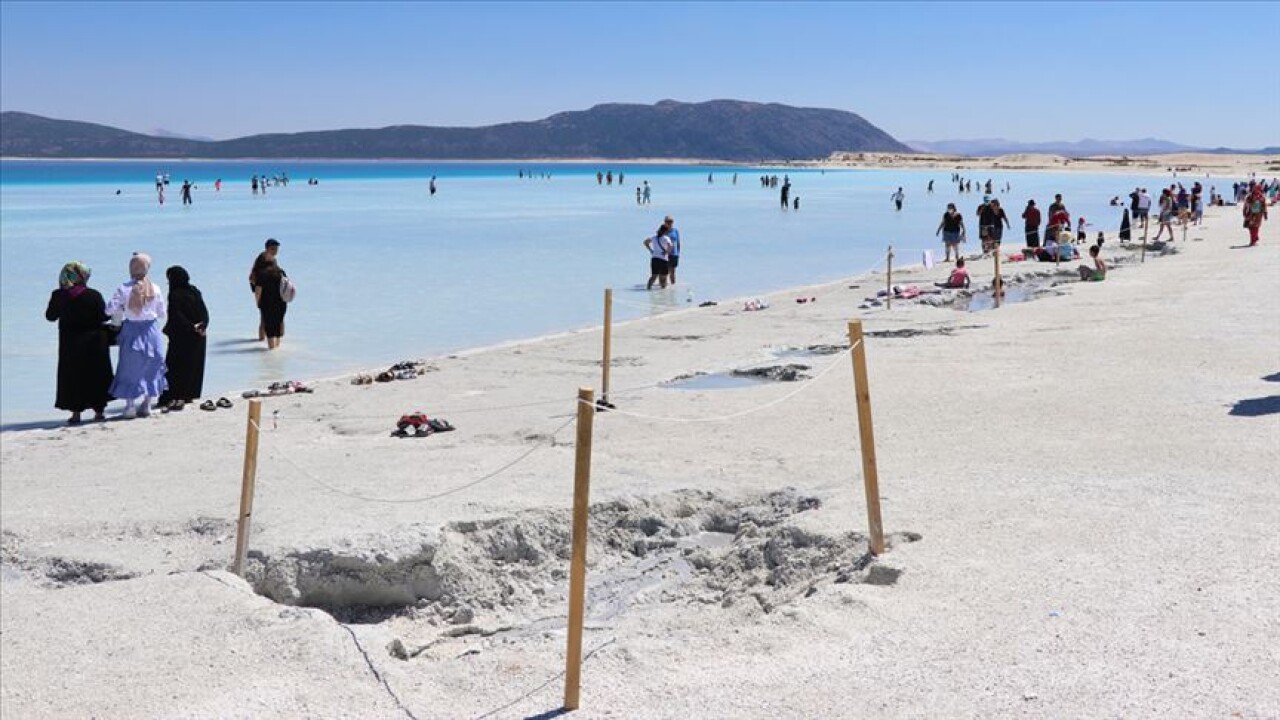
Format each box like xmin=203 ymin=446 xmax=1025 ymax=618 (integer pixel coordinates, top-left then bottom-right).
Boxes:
xmin=243 ymin=489 xmax=917 ymax=624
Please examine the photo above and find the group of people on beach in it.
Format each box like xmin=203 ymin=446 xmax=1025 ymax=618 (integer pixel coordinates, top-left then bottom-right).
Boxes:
xmin=594 ymin=170 xmax=625 ymax=185
xmin=45 ymin=255 xmax=208 ymax=424
xmin=929 ymin=176 xmax=1273 ymax=293
xmin=44 ymin=238 xmax=294 ymax=425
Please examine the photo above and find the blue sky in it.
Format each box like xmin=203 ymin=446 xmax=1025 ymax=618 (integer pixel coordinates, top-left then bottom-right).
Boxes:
xmin=2 ymin=1 xmax=1277 ymax=147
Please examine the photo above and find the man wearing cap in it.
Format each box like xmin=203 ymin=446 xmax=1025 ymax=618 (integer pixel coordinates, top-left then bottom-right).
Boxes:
xmin=249 ymin=238 xmax=280 ymax=341
xmin=663 ymin=216 xmax=682 ymax=284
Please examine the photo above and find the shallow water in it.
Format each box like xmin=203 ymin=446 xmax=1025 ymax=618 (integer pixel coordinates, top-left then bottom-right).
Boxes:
xmin=958 ymin=284 xmax=1047 ymax=312
xmin=1 ymin=160 xmax=1211 ymax=424
xmin=662 ymin=373 xmax=772 ymax=391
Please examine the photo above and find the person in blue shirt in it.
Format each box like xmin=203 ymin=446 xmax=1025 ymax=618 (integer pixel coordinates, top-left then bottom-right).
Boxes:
xmin=663 ymin=216 xmax=681 ymax=284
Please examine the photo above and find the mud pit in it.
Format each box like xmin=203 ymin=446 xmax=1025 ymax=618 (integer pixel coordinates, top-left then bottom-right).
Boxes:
xmin=242 ymin=489 xmax=915 ymax=625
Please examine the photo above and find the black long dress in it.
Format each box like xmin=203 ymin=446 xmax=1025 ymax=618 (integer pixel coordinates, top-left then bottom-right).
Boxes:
xmin=256 ymin=271 xmax=287 ymax=338
xmin=45 ymin=287 xmax=113 ymax=412
xmin=161 ymin=271 xmax=210 ymax=403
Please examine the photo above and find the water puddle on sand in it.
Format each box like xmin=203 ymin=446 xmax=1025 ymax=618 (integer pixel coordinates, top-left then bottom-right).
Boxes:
xmin=663 ymin=373 xmax=770 ymax=391
xmin=956 ymin=284 xmax=1043 ymax=312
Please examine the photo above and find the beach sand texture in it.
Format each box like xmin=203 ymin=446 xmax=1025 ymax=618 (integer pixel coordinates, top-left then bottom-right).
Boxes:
xmin=2 ymin=207 xmax=1277 ymax=718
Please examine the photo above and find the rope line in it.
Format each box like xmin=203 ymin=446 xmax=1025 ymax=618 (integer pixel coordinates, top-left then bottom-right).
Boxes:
xmin=586 ymin=338 xmax=860 ymax=424
xmin=250 ymin=414 xmax=575 ymax=505
xmin=471 ymin=638 xmax=617 ymax=720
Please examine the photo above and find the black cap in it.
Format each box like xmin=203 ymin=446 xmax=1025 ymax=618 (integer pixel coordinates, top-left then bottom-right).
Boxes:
xmin=265 ymin=238 xmax=280 ymax=248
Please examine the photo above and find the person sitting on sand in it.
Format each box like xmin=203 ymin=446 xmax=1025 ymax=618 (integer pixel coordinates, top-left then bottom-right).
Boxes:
xmin=935 ymin=258 xmax=971 ymax=289
xmin=1077 ymin=245 xmax=1106 ymax=282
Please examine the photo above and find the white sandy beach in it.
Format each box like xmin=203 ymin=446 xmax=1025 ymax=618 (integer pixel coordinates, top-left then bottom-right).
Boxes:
xmin=2 ymin=200 xmax=1278 ymax=718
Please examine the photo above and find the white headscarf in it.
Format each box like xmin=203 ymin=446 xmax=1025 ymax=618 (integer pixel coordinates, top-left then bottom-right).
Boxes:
xmin=128 ymin=253 xmax=157 ymax=314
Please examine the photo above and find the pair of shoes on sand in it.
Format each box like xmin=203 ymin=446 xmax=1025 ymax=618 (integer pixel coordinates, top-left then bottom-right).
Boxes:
xmin=242 ymin=381 xmax=312 ymax=398
xmin=376 ymin=368 xmax=419 ymax=383
xmin=199 ymin=397 xmax=234 ymax=411
xmin=391 ymin=412 xmax=456 ymax=438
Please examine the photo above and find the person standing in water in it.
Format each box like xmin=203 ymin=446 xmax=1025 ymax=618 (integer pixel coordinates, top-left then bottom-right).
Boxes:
xmin=636 ymin=186 xmax=642 ymax=205
xmin=254 ymin=258 xmax=289 ymax=350
xmin=180 ymin=180 xmax=193 ymax=206
xmin=936 ymin=203 xmax=966 ymax=262
xmin=663 ymin=215 xmax=681 ymax=284
xmin=642 ymin=181 xmax=651 ymax=204
xmin=249 ymin=239 xmax=280 ymax=341
xmin=891 ymin=187 xmax=905 ymax=211
xmin=781 ymin=179 xmax=791 ymax=209
xmin=643 ymin=226 xmax=673 ymax=290
xmin=429 ymin=176 xmax=437 ymax=196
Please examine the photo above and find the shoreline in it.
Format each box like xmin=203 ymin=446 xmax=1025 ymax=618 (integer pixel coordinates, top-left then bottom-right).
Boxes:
xmin=2 ymin=207 xmax=1276 ymax=717
xmin=4 ymin=151 xmax=1276 ymax=171
xmin=0 ymin=203 xmax=1239 ymax=431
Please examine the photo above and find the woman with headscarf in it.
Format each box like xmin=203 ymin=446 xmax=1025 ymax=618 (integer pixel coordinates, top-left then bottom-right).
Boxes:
xmin=158 ymin=266 xmax=209 ymax=411
xmin=254 ymin=258 xmax=287 ymax=350
xmin=106 ymin=253 xmax=168 ymax=418
xmin=1243 ymin=183 xmax=1269 ymax=247
xmin=44 ymin=262 xmax=114 ymax=424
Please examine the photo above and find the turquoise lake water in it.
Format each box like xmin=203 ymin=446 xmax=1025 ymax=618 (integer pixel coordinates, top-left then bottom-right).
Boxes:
xmin=0 ymin=160 xmax=1213 ymax=426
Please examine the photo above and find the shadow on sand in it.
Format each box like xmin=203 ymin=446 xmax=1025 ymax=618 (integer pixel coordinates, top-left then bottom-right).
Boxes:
xmin=1229 ymin=395 xmax=1280 ymax=417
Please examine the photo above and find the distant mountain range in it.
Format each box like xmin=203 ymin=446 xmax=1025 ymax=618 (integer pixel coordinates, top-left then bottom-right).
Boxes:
xmin=0 ymin=100 xmax=910 ymax=160
xmin=906 ymin=137 xmax=1278 ymax=156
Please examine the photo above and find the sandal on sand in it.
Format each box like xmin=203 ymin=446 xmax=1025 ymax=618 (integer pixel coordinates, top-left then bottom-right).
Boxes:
xmin=351 ymin=374 xmax=373 ymax=385
xmin=200 ymin=400 xmax=217 ymax=411
xmin=242 ymin=390 xmax=261 ymax=399
xmin=394 ymin=369 xmax=418 ymax=380
xmin=217 ymin=397 xmax=233 ymax=409
xmin=376 ymin=371 xmax=395 ymax=383
xmin=426 ymin=418 xmax=455 ymax=433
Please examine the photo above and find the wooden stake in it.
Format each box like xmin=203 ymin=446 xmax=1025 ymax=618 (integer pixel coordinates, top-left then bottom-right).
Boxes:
xmin=846 ymin=322 xmax=885 ymax=556
xmin=993 ymin=250 xmax=1003 ymax=309
xmin=885 ymin=246 xmax=894 ymax=309
xmin=601 ymin=289 xmax=613 ymax=406
xmin=564 ymin=387 xmax=596 ymax=710
xmin=232 ymin=399 xmax=262 ymax=576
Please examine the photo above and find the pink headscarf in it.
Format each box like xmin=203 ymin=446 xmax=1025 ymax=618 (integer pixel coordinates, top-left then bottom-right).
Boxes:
xmin=128 ymin=253 xmax=157 ymax=314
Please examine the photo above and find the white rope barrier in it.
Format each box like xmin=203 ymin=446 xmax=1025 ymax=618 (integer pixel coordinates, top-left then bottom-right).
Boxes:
xmin=249 ymin=414 xmax=575 ymax=505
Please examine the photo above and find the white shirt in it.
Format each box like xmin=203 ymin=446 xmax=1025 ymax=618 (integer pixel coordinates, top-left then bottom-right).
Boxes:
xmin=1137 ymin=193 xmax=1152 ymax=210
xmin=107 ymin=280 xmax=167 ymax=322
xmin=647 ymin=235 xmax=671 ymax=260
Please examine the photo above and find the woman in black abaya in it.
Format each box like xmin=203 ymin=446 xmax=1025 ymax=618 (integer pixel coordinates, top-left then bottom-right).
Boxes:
xmin=45 ymin=261 xmax=113 ymax=424
xmin=159 ymin=266 xmax=209 ymax=411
